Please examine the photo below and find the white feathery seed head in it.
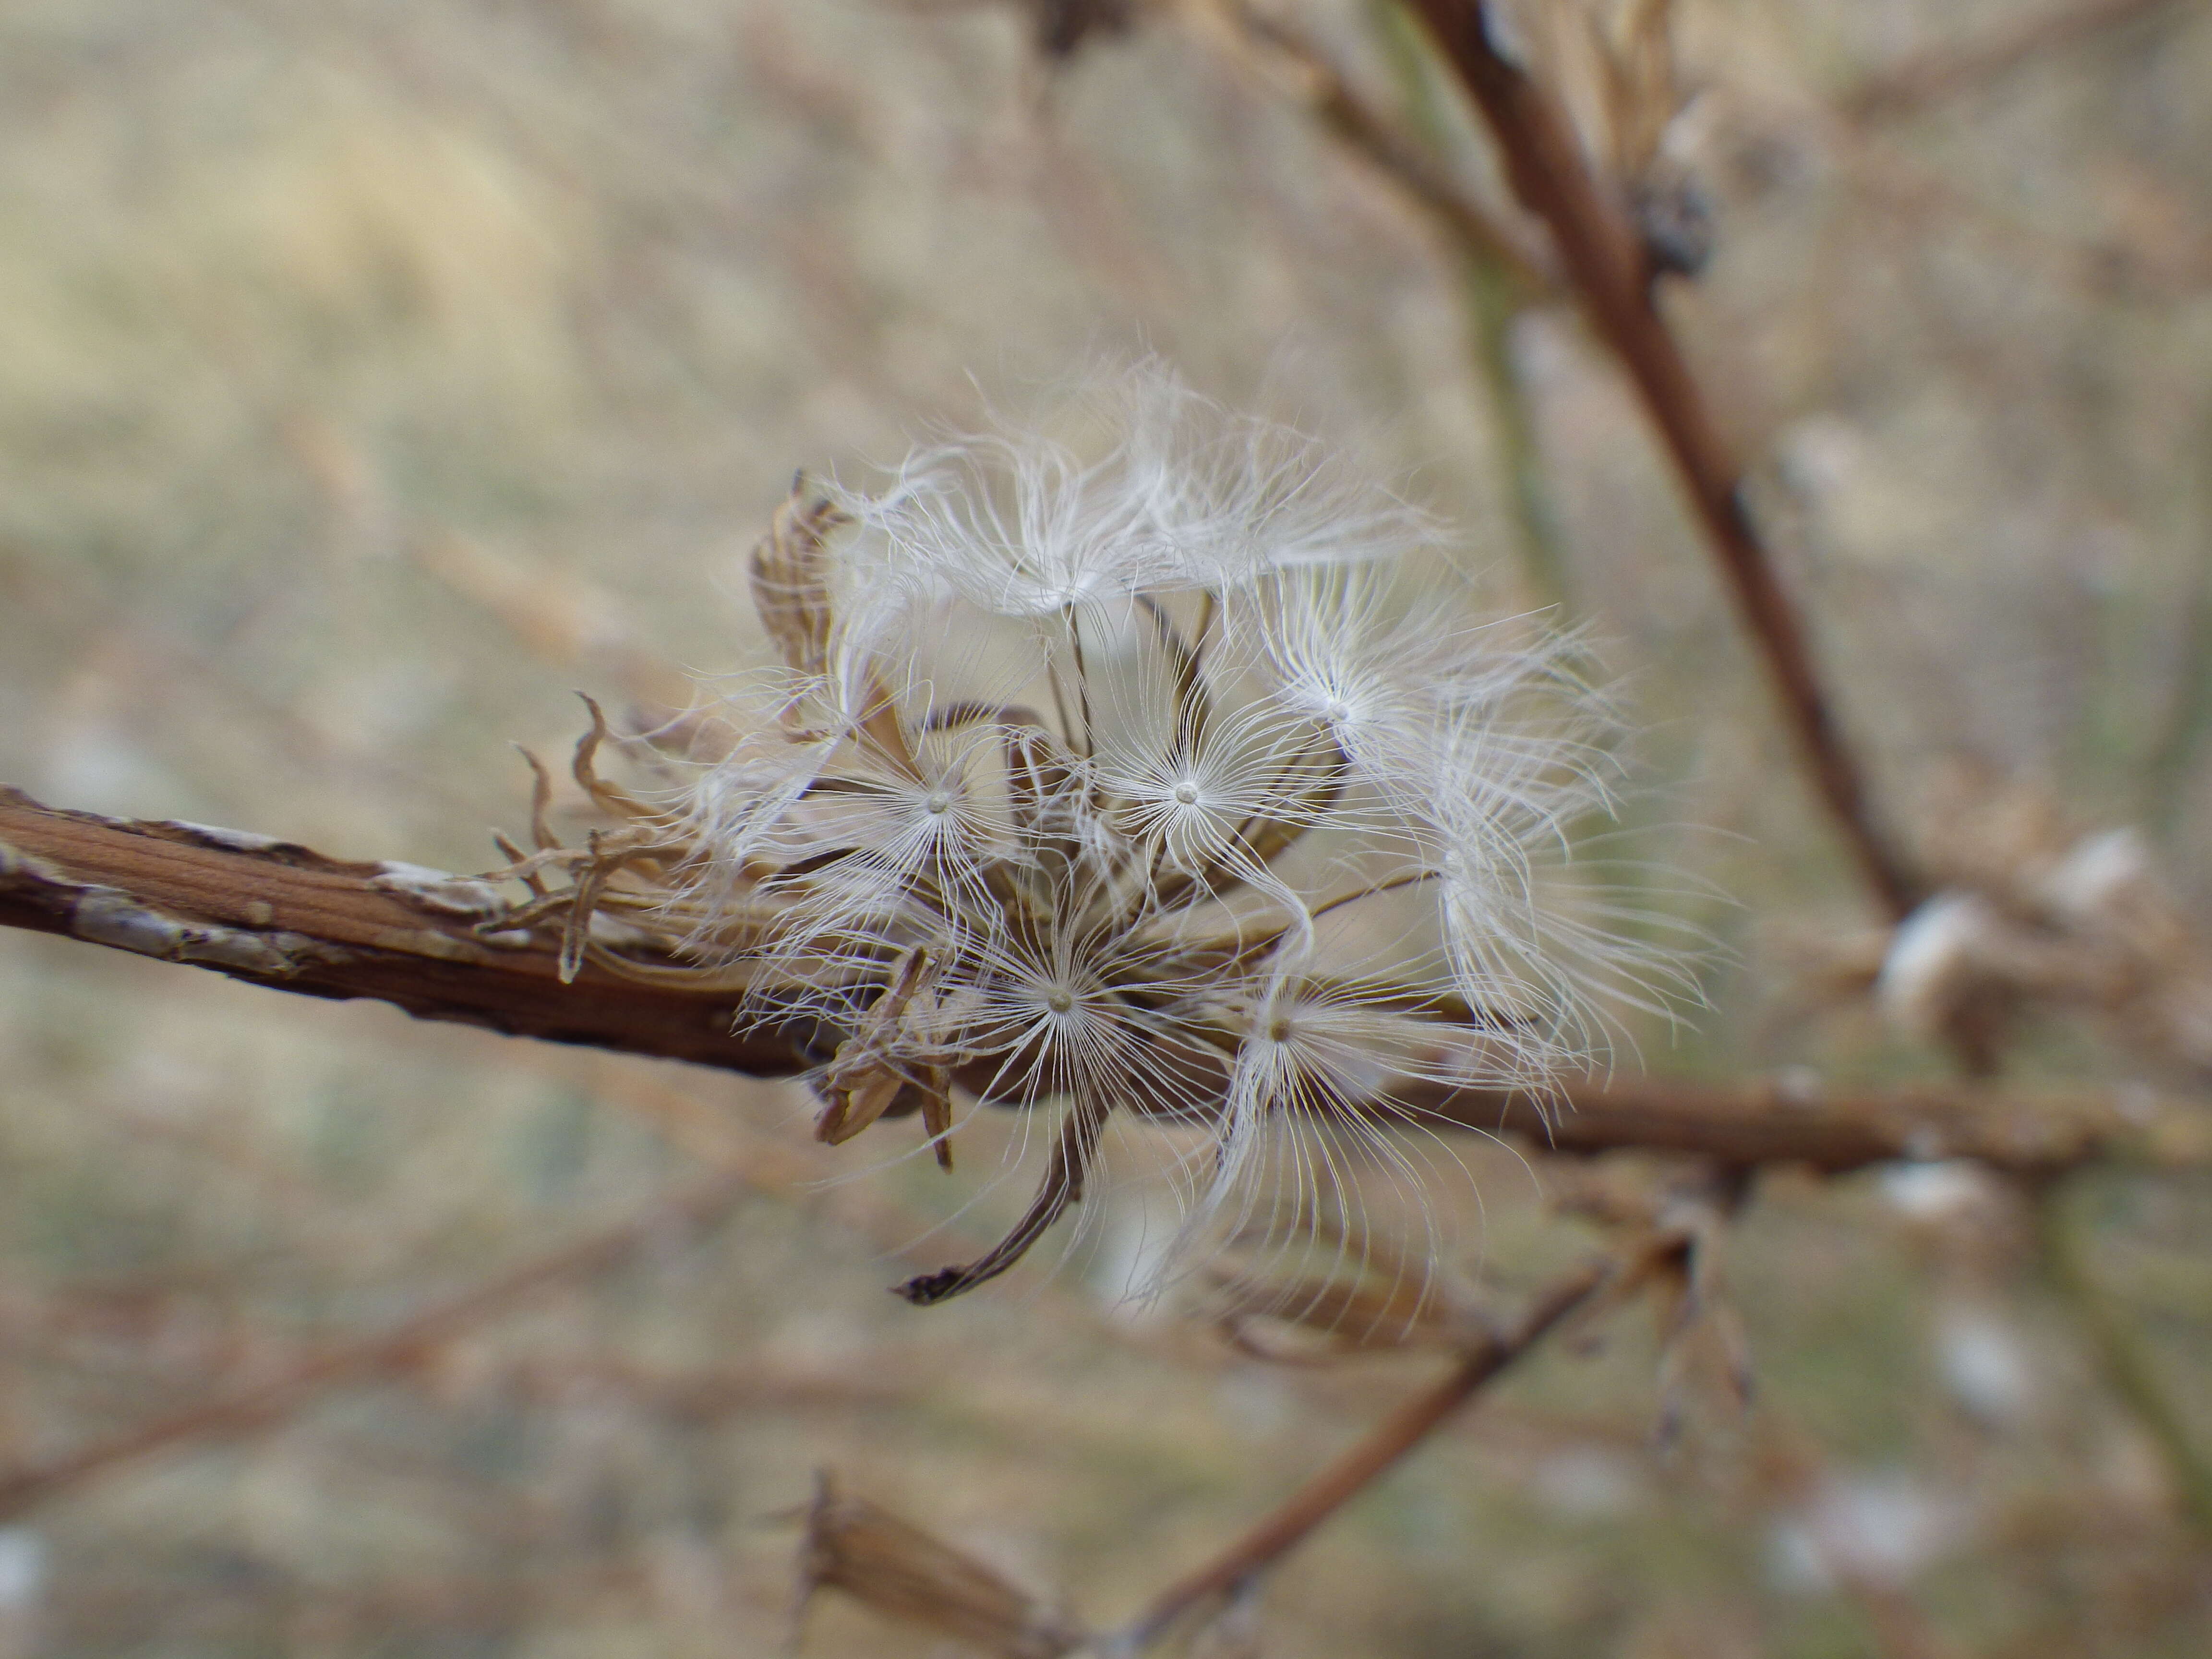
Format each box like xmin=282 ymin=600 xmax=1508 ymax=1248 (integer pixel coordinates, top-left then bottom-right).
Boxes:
xmin=638 ymin=363 xmax=1690 ymax=1313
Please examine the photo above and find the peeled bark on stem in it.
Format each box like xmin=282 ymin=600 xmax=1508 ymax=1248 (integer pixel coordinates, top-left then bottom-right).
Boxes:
xmin=0 ymin=784 xmax=813 ymax=1077
xmin=2 ymin=788 xmax=2195 ymax=1177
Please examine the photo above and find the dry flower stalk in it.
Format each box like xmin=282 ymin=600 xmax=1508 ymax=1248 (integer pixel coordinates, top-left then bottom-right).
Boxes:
xmin=1405 ymin=0 xmax=1923 ymax=919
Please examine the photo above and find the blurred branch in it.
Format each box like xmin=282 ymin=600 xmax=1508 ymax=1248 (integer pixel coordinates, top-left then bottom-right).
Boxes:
xmin=4 ymin=787 xmax=2201 ymax=1176
xmin=1402 ymin=1 xmax=1922 ymax=919
xmin=0 ymin=1167 xmax=753 ymax=1521
xmin=1214 ymin=4 xmax=1573 ymax=603
xmin=1843 ymin=0 xmax=2198 ymax=123
xmin=2033 ymin=1171 xmax=2212 ymax=1536
xmin=409 ymin=528 xmax=701 ymax=720
xmin=1414 ymin=1072 xmax=2195 ymax=1174
xmin=1229 ymin=6 xmax=1552 ymax=297
xmin=1365 ymin=0 xmax=1575 ymax=604
xmin=1118 ymin=1232 xmax=1674 ymax=1647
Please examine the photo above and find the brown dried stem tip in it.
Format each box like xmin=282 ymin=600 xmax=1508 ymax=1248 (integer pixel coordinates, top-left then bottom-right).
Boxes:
xmin=796 ymin=1472 xmax=1086 ymax=1658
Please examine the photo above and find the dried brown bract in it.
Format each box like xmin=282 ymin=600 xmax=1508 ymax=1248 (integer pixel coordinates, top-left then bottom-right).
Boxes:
xmin=795 ymin=1472 xmax=1085 ymax=1659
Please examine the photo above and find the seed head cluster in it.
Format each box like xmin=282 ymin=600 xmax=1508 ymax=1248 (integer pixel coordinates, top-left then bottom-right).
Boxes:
xmin=526 ymin=368 xmax=1673 ymax=1307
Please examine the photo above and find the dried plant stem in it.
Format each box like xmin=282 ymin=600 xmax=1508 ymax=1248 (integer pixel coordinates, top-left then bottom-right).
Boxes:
xmin=0 ymin=785 xmax=808 ymax=1078
xmin=1414 ymin=1073 xmax=2187 ymax=1174
xmin=1403 ymin=1 xmax=1920 ymax=918
xmin=3 ymin=789 xmax=2198 ymax=1176
xmin=0 ymin=1168 xmax=752 ymax=1521
xmin=1116 ymin=1236 xmax=1671 ymax=1647
xmin=2032 ymin=1171 xmax=2212 ymax=1536
xmin=1232 ymin=5 xmax=1551 ymax=298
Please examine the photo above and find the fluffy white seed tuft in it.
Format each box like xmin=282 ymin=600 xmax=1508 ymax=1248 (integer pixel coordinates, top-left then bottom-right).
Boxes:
xmin=654 ymin=364 xmax=1689 ymax=1310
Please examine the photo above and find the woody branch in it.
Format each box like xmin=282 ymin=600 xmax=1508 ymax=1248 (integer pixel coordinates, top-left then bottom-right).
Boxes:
xmin=2 ymin=786 xmax=2189 ymax=1177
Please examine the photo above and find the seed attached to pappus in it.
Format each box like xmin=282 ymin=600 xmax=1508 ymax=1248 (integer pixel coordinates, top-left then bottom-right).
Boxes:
xmin=498 ymin=364 xmax=1687 ymax=1308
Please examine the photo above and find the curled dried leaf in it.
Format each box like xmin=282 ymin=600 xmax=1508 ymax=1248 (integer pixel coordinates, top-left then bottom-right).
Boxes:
xmin=896 ymin=1091 xmax=1111 ymax=1305
xmin=572 ymin=695 xmax=678 ymax=827
xmin=489 ymin=828 xmax=550 ymax=899
xmin=919 ymin=1066 xmax=955 ymax=1171
xmin=813 ymin=948 xmax=954 ymax=1154
xmin=516 ymin=744 xmax=559 ymax=851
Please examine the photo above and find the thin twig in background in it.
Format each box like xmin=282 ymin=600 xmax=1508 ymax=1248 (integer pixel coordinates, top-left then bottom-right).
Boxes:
xmin=1347 ymin=0 xmax=2212 ymax=1592
xmin=0 ymin=1034 xmax=1093 ymax=1533
xmin=6 ymin=786 xmax=2198 ymax=1175
xmin=0 ymin=1168 xmax=752 ymax=1522
xmin=1227 ymin=2 xmax=1574 ymax=607
xmin=1842 ymin=0 xmax=2199 ymax=122
xmin=1403 ymin=0 xmax=1922 ymax=920
xmin=2032 ymin=1171 xmax=2212 ymax=1536
xmin=1228 ymin=5 xmax=1551 ymax=298
xmin=1116 ymin=1233 xmax=1675 ymax=1648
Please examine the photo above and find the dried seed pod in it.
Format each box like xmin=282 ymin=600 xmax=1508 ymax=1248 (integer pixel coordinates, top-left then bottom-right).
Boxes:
xmin=796 ymin=1472 xmax=1085 ymax=1659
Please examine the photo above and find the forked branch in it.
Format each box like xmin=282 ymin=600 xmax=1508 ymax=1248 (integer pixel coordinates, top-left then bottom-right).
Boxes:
xmin=1117 ymin=1229 xmax=1682 ymax=1647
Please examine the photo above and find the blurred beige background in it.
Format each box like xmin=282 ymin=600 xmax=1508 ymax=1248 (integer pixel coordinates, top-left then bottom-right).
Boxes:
xmin=3 ymin=1 xmax=2212 ymax=1654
